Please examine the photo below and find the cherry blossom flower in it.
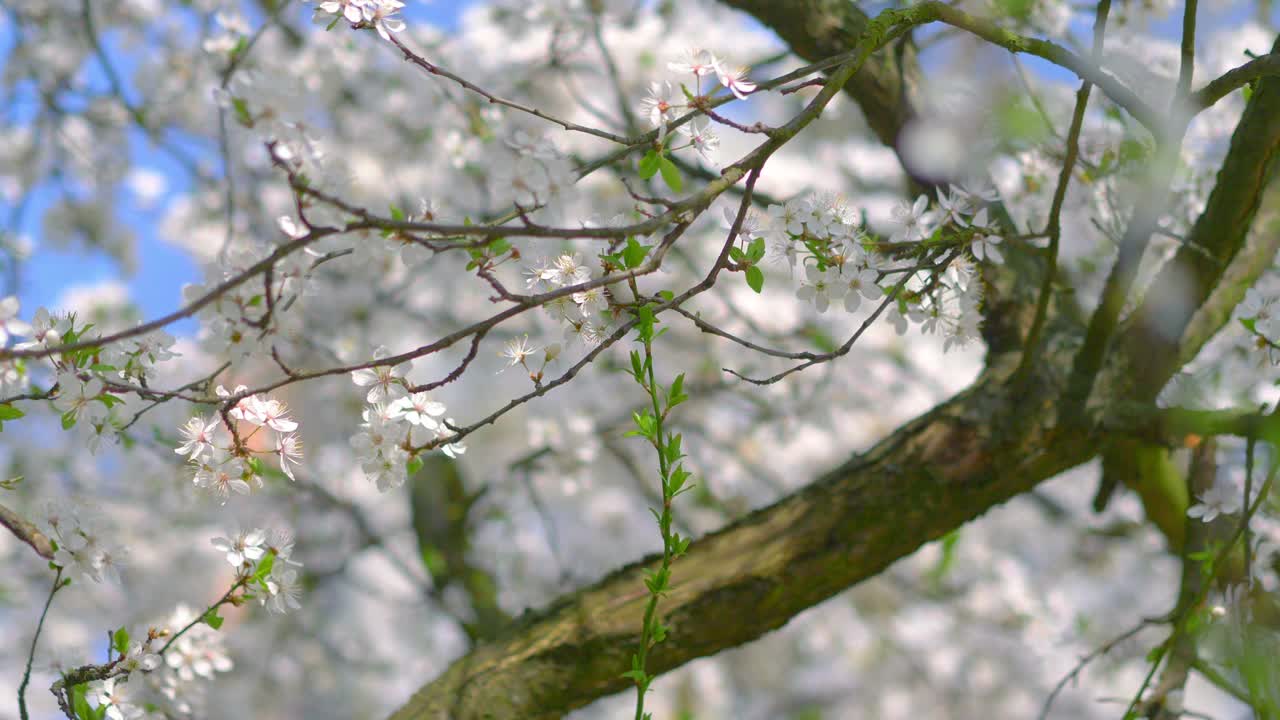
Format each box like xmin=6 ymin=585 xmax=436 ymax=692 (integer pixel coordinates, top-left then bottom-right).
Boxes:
xmin=713 ymin=60 xmax=756 ymax=100
xmin=119 ymin=643 xmax=161 ymax=673
xmin=767 ymin=200 xmax=807 ymax=238
xmin=175 ymin=416 xmax=221 ymax=460
xmin=248 ymin=397 xmax=298 ymax=433
xmin=1188 ymin=481 xmax=1241 ymax=522
xmin=350 ymin=346 xmax=407 ymax=403
xmin=573 ymin=286 xmax=609 ymax=318
xmin=211 ymin=528 xmax=267 ymax=568
xmin=89 ymin=677 xmax=143 ymax=720
xmin=640 ymin=80 xmax=681 ymax=140
xmin=276 ymin=433 xmax=304 ymax=480
xmin=501 ymin=335 xmax=539 ymax=370
xmin=668 ymin=48 xmax=719 ymax=78
xmin=548 ymin=253 xmax=591 ymax=287
xmin=364 ymin=0 xmax=406 ymax=42
xmin=890 ymin=195 xmax=936 ymax=243
xmin=193 ymin=455 xmax=251 ymax=503
xmin=14 ymin=307 xmax=65 ymax=351
xmin=0 ymin=296 xmax=30 ymax=344
xmin=796 ymin=266 xmax=846 ymax=313
xmin=264 ymin=565 xmax=303 ymax=613
xmin=843 ymin=267 xmax=883 ymax=312
xmin=53 ymin=372 xmax=106 ymax=425
xmin=970 ymin=227 xmax=1004 ymax=264
xmin=678 ymin=120 xmax=720 ymax=161
xmin=390 ymin=392 xmax=446 ymax=428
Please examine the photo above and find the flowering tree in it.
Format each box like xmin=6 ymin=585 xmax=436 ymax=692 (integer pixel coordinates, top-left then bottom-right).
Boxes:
xmin=2 ymin=0 xmax=1280 ymax=718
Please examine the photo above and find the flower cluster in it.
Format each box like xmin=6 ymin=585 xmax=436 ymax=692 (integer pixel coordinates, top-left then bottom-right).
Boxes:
xmin=524 ymin=252 xmax=616 ymax=350
xmin=309 ymin=0 xmax=406 ymax=41
xmin=765 ymin=188 xmax=999 ymax=351
xmin=150 ymin=604 xmax=235 ymax=715
xmin=176 ymin=385 xmax=302 ymax=502
xmin=639 ymin=48 xmax=754 ymax=158
xmin=45 ymin=502 xmax=128 ymax=583
xmin=211 ymin=525 xmax=303 ymax=614
xmin=349 ymin=347 xmax=465 ymax=492
xmin=1240 ymin=287 xmax=1280 ymax=355
xmin=0 ymin=298 xmax=174 ymax=448
xmin=181 ymin=246 xmax=309 ymax=364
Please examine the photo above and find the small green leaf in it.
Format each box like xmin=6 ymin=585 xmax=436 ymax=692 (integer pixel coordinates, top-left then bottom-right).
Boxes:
xmin=112 ymin=626 xmax=130 ymax=656
xmin=389 ymin=204 xmax=405 ymax=221
xmin=745 ymin=265 xmax=764 ymax=293
xmin=254 ymin=552 xmax=276 ymax=582
xmin=231 ymin=97 xmax=253 ymax=127
xmin=202 ymin=609 xmax=224 ymax=630
xmin=0 ymin=404 xmax=23 ymax=421
xmin=638 ymin=150 xmax=662 ymax=179
xmin=61 ymin=411 xmax=77 ymax=430
xmin=623 ymin=237 xmax=651 ymax=269
xmin=406 ymin=455 xmax=424 ymax=476
xmin=658 ymin=157 xmax=683 ymax=193
xmin=70 ymin=682 xmax=94 ymax=720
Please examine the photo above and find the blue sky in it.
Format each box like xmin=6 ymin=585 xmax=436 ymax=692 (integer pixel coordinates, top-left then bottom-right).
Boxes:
xmin=1 ymin=1 xmax=472 ymax=335
xmin=2 ymin=0 xmax=1273 ymax=337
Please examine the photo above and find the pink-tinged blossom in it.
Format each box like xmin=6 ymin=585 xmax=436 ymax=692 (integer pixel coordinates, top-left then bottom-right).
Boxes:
xmin=640 ymin=80 xmax=681 ymax=141
xmin=668 ymin=48 xmax=719 ymax=78
xmin=713 ymin=60 xmax=756 ymax=100
xmin=276 ymin=433 xmax=304 ymax=480
xmin=176 ymin=416 xmax=221 ymax=460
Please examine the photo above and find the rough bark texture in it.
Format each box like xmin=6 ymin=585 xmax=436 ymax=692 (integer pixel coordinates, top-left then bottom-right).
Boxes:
xmin=718 ymin=0 xmax=920 ymax=152
xmin=389 ymin=356 xmax=1093 ymax=720
xmin=386 ymin=12 xmax=1280 ymax=720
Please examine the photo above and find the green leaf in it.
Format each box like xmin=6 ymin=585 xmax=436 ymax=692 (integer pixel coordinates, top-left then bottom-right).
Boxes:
xmin=745 ymin=265 xmax=764 ymax=293
xmin=253 ymin=553 xmax=276 ymax=583
xmin=623 ymin=237 xmax=651 ymax=269
xmin=0 ymin=404 xmax=23 ymax=421
xmin=746 ymin=237 xmax=766 ymax=262
xmin=667 ymin=375 xmax=688 ymax=408
xmin=112 ymin=626 xmax=130 ymax=656
xmin=630 ymin=350 xmax=644 ymax=381
xmin=231 ymin=97 xmax=253 ymax=127
xmin=389 ymin=204 xmax=406 ymax=221
xmin=61 ymin=411 xmax=77 ymax=430
xmin=638 ymin=150 xmax=662 ymax=179
xmin=728 ymin=246 xmax=745 ymax=263
xmin=406 ymin=455 xmax=424 ymax=476
xmin=70 ymin=682 xmax=94 ymax=720
xmin=658 ymin=157 xmax=683 ymax=193
xmin=202 ymin=608 xmax=224 ymax=630
xmin=658 ymin=290 xmax=674 ymax=302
